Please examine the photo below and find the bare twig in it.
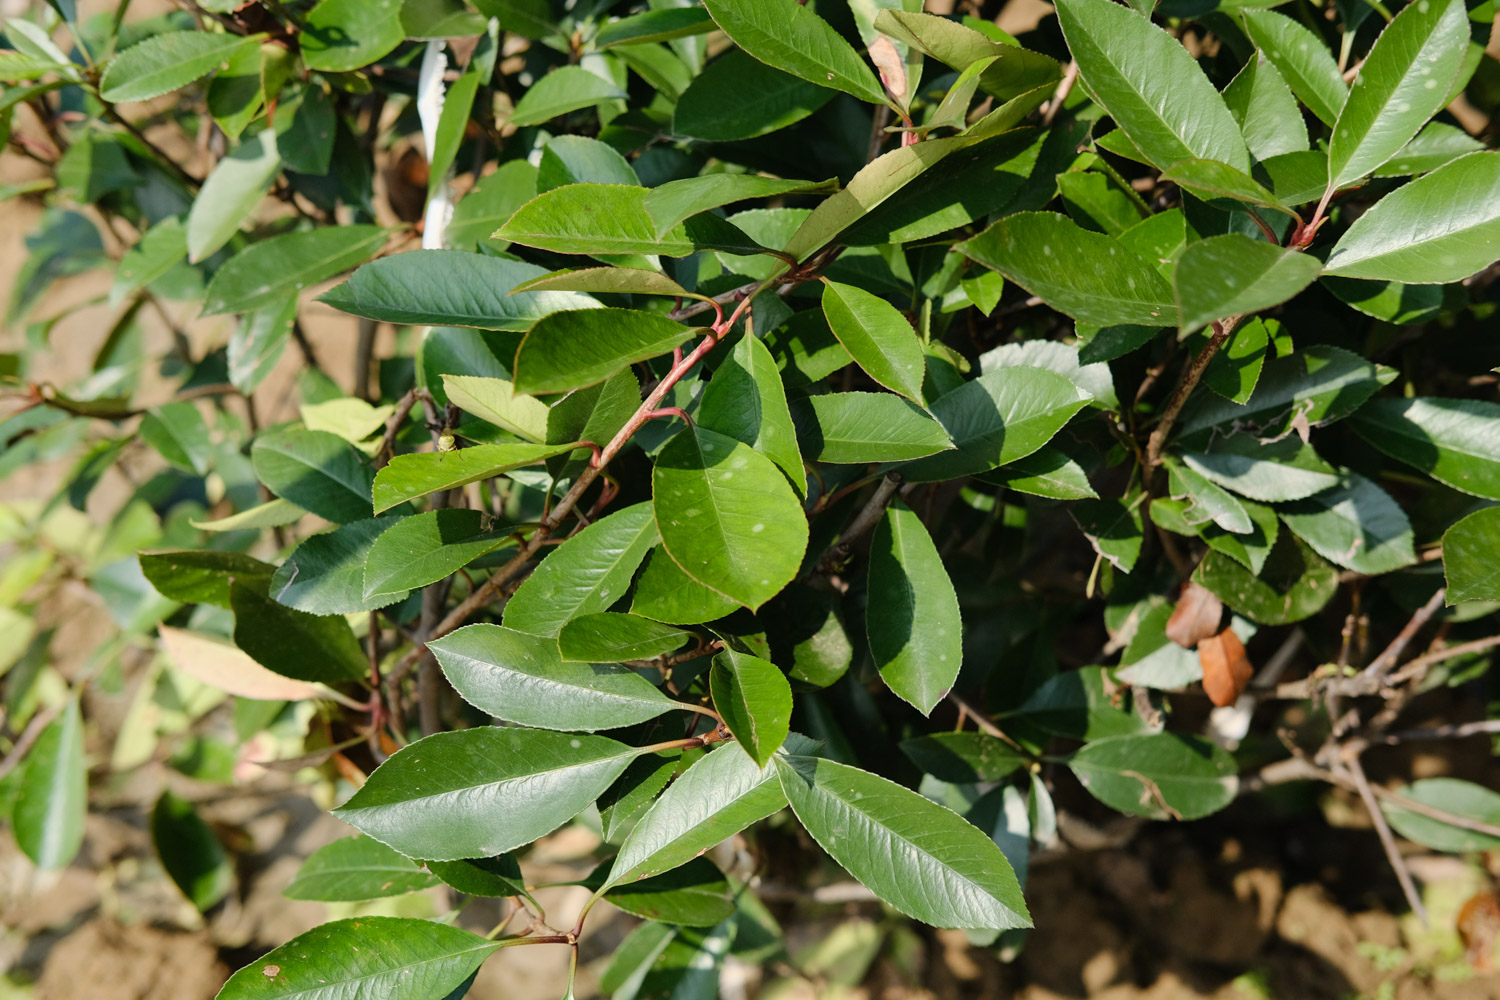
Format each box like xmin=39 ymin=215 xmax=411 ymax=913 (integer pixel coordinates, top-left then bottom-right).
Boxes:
xmin=1144 ymin=316 xmax=1239 ymax=467
xmin=1345 ymin=755 xmax=1428 ymax=925
xmin=1042 ymin=61 xmax=1078 ymax=126
xmin=1378 ymin=719 xmax=1500 ymax=744
xmin=813 ymin=473 xmax=902 ymax=573
xmin=1360 ymin=588 xmax=1445 ymax=681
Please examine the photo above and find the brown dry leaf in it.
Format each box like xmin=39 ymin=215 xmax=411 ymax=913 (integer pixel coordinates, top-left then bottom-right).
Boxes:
xmin=868 ymin=35 xmax=907 ymax=103
xmin=158 ymin=626 xmax=323 ymax=701
xmin=1199 ymin=628 xmax=1253 ymax=707
xmin=1458 ymin=890 xmax=1500 ymax=970
xmin=1165 ymin=581 xmax=1223 ymax=648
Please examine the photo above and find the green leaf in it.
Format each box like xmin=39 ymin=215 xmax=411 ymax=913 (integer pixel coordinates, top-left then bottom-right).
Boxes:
xmin=1222 ymin=54 xmax=1309 ymax=160
xmin=798 ymin=392 xmax=953 ymax=464
xmin=1259 ymin=150 xmax=1329 ymax=207
xmin=1176 ymin=344 xmax=1396 ymax=442
xmin=1323 ymin=152 xmax=1500 ymax=284
xmin=139 ymin=549 xmax=275 ymax=608
xmin=320 ymin=250 xmax=600 ymax=331
xmin=192 ymin=498 xmax=305 ymax=533
xmin=975 ymin=444 xmax=1098 ymax=500
xmin=1055 ymin=0 xmax=1249 ymax=173
xmin=1179 ymin=435 xmax=1340 ymax=502
xmin=1323 ymin=275 xmax=1444 ymax=325
xmin=503 ymin=502 xmax=658 ymax=637
xmin=431 ymin=623 xmax=678 ymax=731
xmin=673 ymin=48 xmax=836 ymax=142
xmin=979 ymin=338 xmax=1117 ymax=409
xmin=607 ymin=740 xmax=795 ymax=887
xmin=1065 ymin=732 xmax=1236 ymax=821
xmin=1351 ymin=397 xmax=1500 ymax=501
xmin=1201 ymin=316 xmax=1270 ymax=404
xmin=99 ymin=31 xmax=254 ymax=102
xmin=1380 ymin=778 xmax=1500 ymax=853
xmin=698 ymin=330 xmax=805 ymax=495
xmin=1058 ymin=170 xmax=1144 ymax=236
xmin=1173 ymin=235 xmax=1321 ymax=334
xmin=1163 ymin=458 xmax=1252 ymax=534
xmin=423 ymin=855 xmax=528 ymax=898
xmin=711 ymin=648 xmax=793 ymax=768
xmin=283 ymin=836 xmax=439 ymax=901
xmin=334 ymin=727 xmax=634 ymax=859
xmin=903 ymin=367 xmax=1090 ymax=482
xmin=362 ymin=509 xmax=512 ymax=603
xmin=1071 ymin=495 xmax=1145 ymax=572
xmin=702 ymin=0 xmax=887 ymax=106
xmin=442 ymin=375 xmax=549 ymax=443
xmin=513 ymin=308 xmax=693 ymax=396
xmin=1159 ymin=160 xmax=1297 ymax=222
xmin=271 ymin=518 xmax=404 ymax=615
xmin=471 ymin=0 xmax=555 ymax=39
xmin=205 ymin=41 xmax=263 ymax=140
xmin=139 ymin=401 xmax=212 ymax=475
xmin=558 ymin=613 xmax=689 ymax=663
xmin=372 ymin=442 xmax=575 ymax=514
xmin=959 ymin=213 xmax=1175 ymax=327
xmin=109 ymin=216 xmax=187 ymax=307
xmin=13 ymin=698 xmax=85 ymax=871
xmin=1194 ymin=533 xmax=1338 ymax=624
xmin=604 ymin=857 xmax=736 ymax=927
xmin=511 ymin=267 xmax=688 ymax=299
xmin=776 ymin=753 xmax=1030 ymax=931
xmin=1241 ymin=9 xmax=1347 ymax=126
xmin=216 ymin=918 xmax=498 ymax=1000
xmin=1442 ymin=507 xmax=1500 ymax=604
xmin=229 ymin=299 xmax=295 ymax=394
xmin=630 ymin=547 xmax=741 ymax=625
xmin=252 ymin=426 xmax=375 ymax=524
xmin=151 ymin=791 xmax=231 ymax=911
xmin=447 ymin=160 xmax=537 ymax=252
xmin=901 ymin=732 xmax=1026 ymax=784
xmin=644 ymin=174 xmax=834 ymax=240
xmin=866 ymin=501 xmax=962 ymax=715
xmin=1153 ymin=495 xmax=1280 ymax=575
xmin=875 ymin=11 xmax=1062 ymax=104
xmin=186 ymin=129 xmax=280 ymax=263
xmin=203 ymin=226 xmax=387 ymax=316
xmin=510 ymin=65 xmax=627 ymax=126
xmin=300 ymin=0 xmax=404 ymax=72
xmin=1326 ymin=0 xmax=1469 ymax=190
xmin=999 ymin=665 xmax=1149 ymax=743
xmin=498 ymin=183 xmax=766 ymax=259
xmin=652 ymin=427 xmax=809 ymax=612
xmin=598 ymin=7 xmax=715 ymax=47
xmin=820 ymin=281 xmax=926 ymax=402
xmin=230 ymin=582 xmax=368 ymax=685
xmin=1283 ymin=473 xmax=1416 ymax=575
xmin=1374 ymin=121 xmax=1485 ymax=177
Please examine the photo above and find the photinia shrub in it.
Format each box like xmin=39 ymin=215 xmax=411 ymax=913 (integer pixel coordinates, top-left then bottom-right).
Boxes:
xmin=2 ymin=0 xmax=1499 ymax=996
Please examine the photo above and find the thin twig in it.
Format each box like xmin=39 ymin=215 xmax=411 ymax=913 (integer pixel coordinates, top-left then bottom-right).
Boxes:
xmin=1042 ymin=61 xmax=1078 ymax=126
xmin=1378 ymin=719 xmax=1500 ymax=744
xmin=0 ymin=708 xmax=59 ymax=782
xmin=813 ymin=473 xmax=902 ymax=574
xmin=1345 ymin=755 xmax=1428 ymax=925
xmin=946 ymin=691 xmax=1026 ymax=753
xmin=1360 ymin=587 xmax=1445 ymax=681
xmin=1144 ymin=316 xmax=1239 ymax=467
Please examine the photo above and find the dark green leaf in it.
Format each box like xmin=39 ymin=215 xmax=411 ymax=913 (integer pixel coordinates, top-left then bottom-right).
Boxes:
xmin=976 ymin=444 xmax=1098 ymax=500
xmin=497 ymin=183 xmax=768 ymax=258
xmin=1071 ymin=495 xmax=1146 ymax=571
xmin=283 ymin=835 xmax=439 ymax=901
xmin=99 ymin=31 xmax=254 ymax=102
xmin=900 ymin=732 xmax=1026 ymax=784
xmin=598 ymin=7 xmax=715 ymax=47
xmin=1163 ymin=458 xmax=1253 ymax=534
xmin=820 ymin=281 xmax=926 ymax=402
xmin=1178 ymin=435 xmax=1340 ymax=502
xmin=698 ymin=331 xmax=805 ymax=494
xmin=702 ymin=0 xmax=887 ymax=106
xmin=1194 ymin=533 xmax=1338 ymax=624
xmin=272 ymin=518 xmax=404 ymax=615
xmin=151 ymin=791 xmax=231 ymax=911
xmin=1065 ymin=732 xmax=1236 ymax=820
xmin=1174 ymin=235 xmax=1320 ymax=334
xmin=513 ymin=308 xmax=693 ymax=396
xmin=673 ymin=49 xmax=836 ymax=142
xmin=798 ymin=392 xmax=953 ymax=464
xmin=231 ymin=582 xmax=368 ymax=685
xmin=424 ymin=855 xmax=528 ymax=898
xmin=1442 ymin=507 xmax=1500 ymax=604
xmin=630 ymin=547 xmax=741 ymax=625
xmin=559 ymin=613 xmax=688 ymax=663
xmin=1374 ymin=121 xmax=1485 ymax=177
xmin=1241 ymin=8 xmax=1347 ymax=125
xmin=644 ymin=175 xmax=834 ymax=240
xmin=1152 ymin=495 xmax=1280 ymax=575
xmin=362 ymin=509 xmax=512 ymax=602
xmin=371 ymin=442 xmax=576 ymax=514
xmin=604 ymin=857 xmax=736 ymax=927
xmin=1000 ymin=665 xmax=1150 ymax=742
xmin=1323 ymin=276 xmax=1444 ymax=325
xmin=510 ymin=66 xmax=627 ymax=126
xmin=1352 ymin=397 xmax=1500 ymax=501
xmin=711 ymin=648 xmax=793 ymax=768
xmin=1159 ymin=160 xmax=1297 ymax=222
xmin=447 ymin=160 xmax=537 ymax=252
xmin=867 ymin=501 xmax=962 ymax=715
xmin=252 ymin=426 xmax=375 ymax=524
xmin=1380 ymin=778 xmax=1500 ymax=853
xmin=13 ymin=698 xmax=85 ymax=871
xmin=875 ymin=10 xmax=1062 ymax=103
xmin=1280 ymin=473 xmax=1416 ymax=574
xmin=203 ymin=226 xmax=387 ymax=316
xmin=1222 ymin=54 xmax=1309 ymax=160
xmin=511 ymin=267 xmax=686 ymax=299
xmin=300 ymin=0 xmax=404 ymax=72
xmin=139 ymin=549 xmax=275 ymax=609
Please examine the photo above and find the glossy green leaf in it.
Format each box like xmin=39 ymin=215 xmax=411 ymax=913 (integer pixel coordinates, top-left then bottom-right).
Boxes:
xmin=1442 ymin=507 xmax=1500 ymax=604
xmin=510 ymin=65 xmax=627 ymax=126
xmin=1351 ymin=397 xmax=1500 ymax=501
xmin=1324 ymin=152 xmax=1500 ymax=284
xmin=269 ymin=518 xmax=402 ymax=615
xmin=497 ymin=183 xmax=766 ymax=258
xmin=1065 ymin=732 xmax=1236 ymax=821
xmin=698 ymin=330 xmax=805 ymax=495
xmin=702 ymin=0 xmax=887 ymax=106
xmin=1222 ymin=54 xmax=1309 ymax=160
xmin=192 ymin=498 xmax=305 ymax=533
xmin=606 ymin=738 xmax=801 ymax=886
xmin=431 ymin=623 xmax=677 ymax=731
xmin=1324 ymin=275 xmax=1444 ymax=325
xmin=901 ymin=732 xmax=1026 ymax=784
xmin=1201 ymin=316 xmax=1270 ymax=405
xmin=673 ymin=48 xmax=836 ymax=142
xmin=216 ymin=918 xmax=497 ymax=1000
xmin=1194 ymin=533 xmax=1338 ymax=624
xmin=1380 ymin=778 xmax=1500 ymax=853
xmin=866 ymin=502 xmax=961 ymax=715
xmin=558 ymin=613 xmax=689 ymax=663
xmin=630 ymin=547 xmax=741 ymax=625
xmin=441 ymin=375 xmax=548 ymax=443
xmin=1160 ymin=160 xmax=1297 ymax=221
xmin=604 ymin=857 xmax=736 ymax=927
xmin=230 ymin=582 xmax=368 ymax=685
xmin=959 ymin=213 xmax=1175 ymax=327
xmin=334 ymin=727 xmax=634 ymax=859
xmin=652 ymin=427 xmax=809 ymax=611
xmin=1055 ymin=0 xmax=1249 ymax=173
xmin=13 ymin=698 xmax=85 ymax=871
xmin=903 ymin=367 xmax=1090 ymax=482
xmin=976 ymin=444 xmax=1098 ymax=500
xmin=1259 ymin=150 xmax=1330 ymax=207
xmin=424 ymin=855 xmax=528 ymax=898
xmin=1241 ymin=9 xmax=1347 ymax=125
xmin=300 ymin=0 xmax=404 ymax=72
xmin=875 ymin=10 xmax=1061 ymax=104
xmin=1174 ymin=235 xmax=1320 ymax=334
xmin=139 ymin=549 xmax=274 ymax=608
xmin=99 ymin=31 xmax=254 ymax=102
xmin=1163 ymin=458 xmax=1252 ymax=534
xmin=203 ymin=226 xmax=386 ymax=316
xmin=283 ymin=836 xmax=439 ymax=901
xmin=514 ymin=308 xmax=692 ymax=397
xmin=798 ymin=392 xmax=953 ymax=464
xmin=503 ymin=502 xmax=658 ymax=637
xmin=371 ymin=442 xmax=575 ymax=514
xmin=1058 ymin=170 xmax=1144 ymax=236
xmin=999 ymin=665 xmax=1150 ymax=743
xmin=1326 ymin=0 xmax=1468 ymax=190
xmin=252 ymin=426 xmax=375 ymax=524
xmin=1071 ymin=495 xmax=1145 ymax=572
xmin=1287 ymin=474 xmax=1416 ymax=574
xmin=511 ymin=267 xmax=688 ymax=299
xmin=320 ymin=250 xmax=599 ymax=331
xmin=820 ymin=280 xmax=926 ymax=402
xmin=229 ymin=298 xmax=295 ymax=394
xmin=1374 ymin=121 xmax=1485 ymax=177
xmin=151 ymin=791 xmax=231 ymax=911
xmin=776 ymin=753 xmax=1030 ymax=931
xmin=362 ymin=509 xmax=512 ymax=602
xmin=979 ymin=337 xmax=1117 ymax=409
xmin=187 ymin=129 xmax=280 ymax=263
xmin=600 ymin=755 xmax=683 ymax=844
xmin=471 ymin=0 xmax=555 ymax=38
xmin=711 ymin=648 xmax=792 ymax=768
xmin=1152 ymin=495 xmax=1280 ymax=575
xmin=598 ymin=6 xmax=715 ymax=47
xmin=1179 ymin=435 xmax=1340 ymax=502
xmin=644 ymin=175 xmax=834 ymax=240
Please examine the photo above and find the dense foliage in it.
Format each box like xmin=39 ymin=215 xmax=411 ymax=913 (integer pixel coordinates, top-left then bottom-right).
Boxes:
xmin=2 ymin=0 xmax=1500 ymax=996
